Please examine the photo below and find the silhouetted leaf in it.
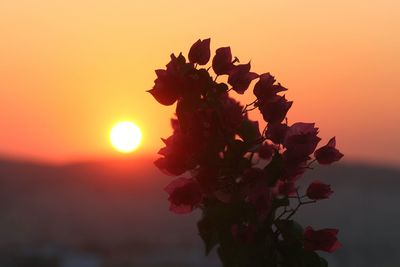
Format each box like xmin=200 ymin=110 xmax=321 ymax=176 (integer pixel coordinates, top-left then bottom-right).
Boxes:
xmin=238 ymin=119 xmax=261 ymax=145
xmin=198 ymin=215 xmax=219 ymax=255
xmin=264 ymin=151 xmax=284 ymax=186
xmin=276 ymin=219 xmax=304 ymax=242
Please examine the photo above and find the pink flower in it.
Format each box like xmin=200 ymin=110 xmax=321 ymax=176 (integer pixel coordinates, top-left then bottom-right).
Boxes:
xmin=155 ymin=131 xmax=196 ymax=176
xmin=188 ymin=38 xmax=211 ymax=65
xmin=265 ymin=123 xmax=289 ymax=144
xmin=154 ymin=156 xmax=187 ymax=176
xmin=314 ymin=137 xmax=344 ymax=165
xmin=258 ymin=142 xmax=276 ymax=160
xmin=306 ymin=180 xmax=333 ymax=200
xmin=253 ymin=73 xmax=287 ymax=101
xmin=212 ymin=47 xmax=234 ymax=75
xmin=283 ymin=160 xmax=308 ymax=182
xmin=148 ymin=53 xmax=193 ymax=106
xmin=170 ymin=118 xmax=180 ymax=132
xmin=304 ymin=227 xmax=341 ymax=253
xmin=148 ymin=69 xmax=180 ymax=106
xmin=283 ymin=123 xmax=321 ymax=163
xmin=228 ymin=62 xmax=258 ymax=94
xmin=164 ymin=177 xmax=203 ymax=214
xmin=258 ymin=95 xmax=293 ymax=124
xmin=275 ymin=180 xmax=297 ymax=197
xmin=247 ymin=181 xmax=272 ymax=221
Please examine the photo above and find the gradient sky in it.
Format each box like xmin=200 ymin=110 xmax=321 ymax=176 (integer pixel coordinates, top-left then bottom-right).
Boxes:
xmin=0 ymin=0 xmax=399 ymax=165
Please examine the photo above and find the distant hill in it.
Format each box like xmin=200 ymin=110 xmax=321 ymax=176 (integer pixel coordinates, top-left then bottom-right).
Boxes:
xmin=0 ymin=158 xmax=399 ymax=267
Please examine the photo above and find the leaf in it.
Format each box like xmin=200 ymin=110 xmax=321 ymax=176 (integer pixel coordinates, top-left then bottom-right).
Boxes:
xmin=217 ymin=244 xmax=236 ymax=267
xmin=300 ymin=251 xmax=329 ymax=267
xmin=222 ymin=140 xmax=251 ymax=175
xmin=175 ymin=97 xmax=204 ymax=135
xmin=238 ymin=119 xmax=261 ymax=145
xmin=275 ymin=219 xmax=304 ymax=242
xmin=197 ymin=216 xmax=219 ymax=255
xmin=264 ymin=151 xmax=284 ymax=186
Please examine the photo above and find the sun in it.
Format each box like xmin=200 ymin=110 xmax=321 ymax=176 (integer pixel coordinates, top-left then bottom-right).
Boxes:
xmin=110 ymin=121 xmax=142 ymax=153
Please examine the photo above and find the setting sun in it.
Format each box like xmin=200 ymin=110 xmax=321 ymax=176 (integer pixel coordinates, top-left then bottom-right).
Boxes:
xmin=110 ymin=122 xmax=142 ymax=153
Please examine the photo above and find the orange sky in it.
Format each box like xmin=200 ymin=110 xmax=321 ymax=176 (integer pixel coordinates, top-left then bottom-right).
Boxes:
xmin=0 ymin=0 xmax=399 ymax=166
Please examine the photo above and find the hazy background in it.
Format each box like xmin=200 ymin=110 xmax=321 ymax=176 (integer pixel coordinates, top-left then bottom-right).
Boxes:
xmin=0 ymin=0 xmax=399 ymax=266
xmin=0 ymin=158 xmax=399 ymax=267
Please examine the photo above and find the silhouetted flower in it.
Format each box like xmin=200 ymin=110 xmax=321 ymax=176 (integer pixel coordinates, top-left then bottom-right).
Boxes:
xmin=228 ymin=62 xmax=258 ymax=94
xmin=247 ymin=181 xmax=272 ymax=221
xmin=155 ymin=132 xmax=196 ymax=175
xmin=306 ymin=180 xmax=333 ymax=200
xmin=283 ymin=123 xmax=321 ymax=163
xmin=150 ymin=38 xmax=343 ymax=266
xmin=148 ymin=53 xmax=194 ymax=105
xmin=283 ymin=159 xmax=308 ymax=182
xmin=212 ymin=47 xmax=234 ymax=75
xmin=265 ymin=123 xmax=289 ymax=144
xmin=253 ymin=73 xmax=287 ymax=101
xmin=304 ymin=227 xmax=341 ymax=252
xmin=258 ymin=142 xmax=276 ymax=160
xmin=314 ymin=137 xmax=344 ymax=164
xmin=275 ymin=180 xmax=297 ymax=197
xmin=258 ymin=95 xmax=293 ymax=124
xmin=164 ymin=177 xmax=203 ymax=214
xmin=189 ymin=38 xmax=211 ymax=65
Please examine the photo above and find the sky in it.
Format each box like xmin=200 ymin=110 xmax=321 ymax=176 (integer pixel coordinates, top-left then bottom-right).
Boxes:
xmin=0 ymin=0 xmax=399 ymax=166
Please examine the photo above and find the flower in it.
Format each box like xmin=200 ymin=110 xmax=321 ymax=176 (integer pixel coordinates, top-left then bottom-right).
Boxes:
xmin=258 ymin=142 xmax=276 ymax=160
xmin=212 ymin=47 xmax=234 ymax=75
xmin=258 ymin=95 xmax=293 ymax=124
xmin=154 ymin=156 xmax=187 ymax=176
xmin=314 ymin=137 xmax=344 ymax=164
xmin=246 ymin=180 xmax=272 ymax=221
xmin=151 ymin=39 xmax=343 ymax=263
xmin=304 ymin=226 xmax=341 ymax=253
xmin=148 ymin=53 xmax=194 ymax=106
xmin=154 ymin=131 xmax=196 ymax=176
xmin=277 ymin=180 xmax=297 ymax=197
xmin=188 ymin=38 xmax=211 ymax=65
xmin=283 ymin=159 xmax=308 ymax=182
xmin=283 ymin=123 xmax=321 ymax=163
xmin=164 ymin=177 xmax=203 ymax=214
xmin=306 ymin=180 xmax=333 ymax=200
xmin=227 ymin=62 xmax=258 ymax=94
xmin=265 ymin=123 xmax=288 ymax=144
xmin=253 ymin=73 xmax=287 ymax=101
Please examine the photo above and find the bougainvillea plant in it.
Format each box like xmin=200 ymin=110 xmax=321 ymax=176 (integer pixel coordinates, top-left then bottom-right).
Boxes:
xmin=148 ymin=38 xmax=344 ymax=267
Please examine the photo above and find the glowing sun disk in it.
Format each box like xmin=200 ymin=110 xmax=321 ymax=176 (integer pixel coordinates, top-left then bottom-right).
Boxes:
xmin=110 ymin=121 xmax=142 ymax=153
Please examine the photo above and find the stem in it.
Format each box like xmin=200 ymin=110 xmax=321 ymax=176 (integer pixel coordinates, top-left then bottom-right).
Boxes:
xmin=262 ymin=124 xmax=268 ymax=137
xmin=242 ymin=99 xmax=258 ymax=113
xmin=275 ymin=206 xmax=293 ymax=221
xmin=285 ymin=190 xmax=316 ymax=220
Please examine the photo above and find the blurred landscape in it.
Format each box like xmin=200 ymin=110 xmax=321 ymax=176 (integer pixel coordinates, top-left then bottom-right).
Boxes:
xmin=0 ymin=157 xmax=399 ymax=267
